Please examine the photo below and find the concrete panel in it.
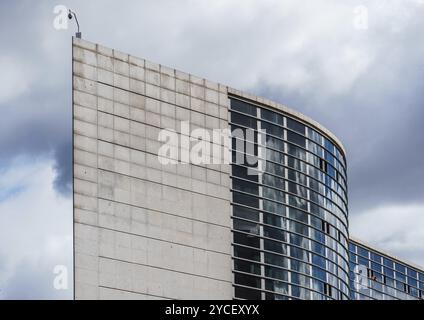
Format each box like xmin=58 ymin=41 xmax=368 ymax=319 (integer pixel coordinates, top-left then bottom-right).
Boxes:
xmin=73 ymin=37 xmax=232 ymax=300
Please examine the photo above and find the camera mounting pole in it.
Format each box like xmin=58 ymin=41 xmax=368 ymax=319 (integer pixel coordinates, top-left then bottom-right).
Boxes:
xmin=68 ymin=9 xmax=81 ymax=39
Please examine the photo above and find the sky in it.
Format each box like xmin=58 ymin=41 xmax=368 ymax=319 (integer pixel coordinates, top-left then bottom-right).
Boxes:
xmin=0 ymin=0 xmax=423 ymax=299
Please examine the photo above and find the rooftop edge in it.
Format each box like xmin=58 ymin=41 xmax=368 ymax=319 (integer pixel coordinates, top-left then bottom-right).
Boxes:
xmin=72 ymin=37 xmax=347 ymax=157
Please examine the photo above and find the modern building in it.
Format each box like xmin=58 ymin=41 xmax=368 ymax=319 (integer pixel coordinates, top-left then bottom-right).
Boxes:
xmin=72 ymin=37 xmax=424 ymax=300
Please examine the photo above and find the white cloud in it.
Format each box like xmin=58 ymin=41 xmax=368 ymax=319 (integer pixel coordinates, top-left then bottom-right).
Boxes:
xmin=0 ymin=158 xmax=72 ymax=299
xmin=350 ymin=204 xmax=424 ymax=268
xmin=0 ymin=56 xmax=34 ymax=104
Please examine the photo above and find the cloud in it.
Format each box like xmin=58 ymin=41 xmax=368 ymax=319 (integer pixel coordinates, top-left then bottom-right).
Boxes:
xmin=0 ymin=159 xmax=73 ymax=299
xmin=350 ymin=204 xmax=424 ymax=268
xmin=1 ymin=0 xmax=424 ymax=297
xmin=0 ymin=56 xmax=34 ymax=104
xmin=2 ymin=0 xmax=424 ymax=205
xmin=0 ymin=0 xmax=72 ymax=196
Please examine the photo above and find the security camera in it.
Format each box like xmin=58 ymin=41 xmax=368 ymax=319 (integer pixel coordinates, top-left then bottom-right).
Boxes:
xmin=68 ymin=9 xmax=82 ymax=39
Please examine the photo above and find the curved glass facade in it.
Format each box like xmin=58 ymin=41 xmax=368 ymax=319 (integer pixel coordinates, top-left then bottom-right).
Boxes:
xmin=229 ymin=96 xmax=350 ymax=300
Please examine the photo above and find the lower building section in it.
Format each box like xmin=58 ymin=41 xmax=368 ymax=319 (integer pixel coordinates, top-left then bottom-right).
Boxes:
xmin=349 ymin=238 xmax=424 ymax=300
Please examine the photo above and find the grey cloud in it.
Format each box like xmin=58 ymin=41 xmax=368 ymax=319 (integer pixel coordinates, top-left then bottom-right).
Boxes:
xmin=1 ymin=259 xmax=73 ymax=300
xmin=2 ymin=0 xmax=424 ymax=297
xmin=53 ymin=138 xmax=72 ymax=196
xmin=0 ymin=1 xmax=72 ymax=196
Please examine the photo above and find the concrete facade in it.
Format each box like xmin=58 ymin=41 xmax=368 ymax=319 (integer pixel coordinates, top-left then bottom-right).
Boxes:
xmin=72 ymin=37 xmax=233 ymax=300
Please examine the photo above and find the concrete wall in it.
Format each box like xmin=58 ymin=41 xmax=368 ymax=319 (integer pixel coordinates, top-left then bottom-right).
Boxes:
xmin=72 ymin=37 xmax=232 ymax=300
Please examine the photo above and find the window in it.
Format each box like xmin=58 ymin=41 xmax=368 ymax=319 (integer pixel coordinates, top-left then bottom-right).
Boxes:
xmin=263 ymin=212 xmax=286 ymax=228
xmin=288 ymin=169 xmax=307 ymax=185
xmin=234 ymin=245 xmax=260 ymax=261
xmin=232 ymin=178 xmax=259 ymax=195
xmin=266 ymin=135 xmax=284 ymax=150
xmin=383 ymin=257 xmax=394 ymax=268
xmin=265 ymin=293 xmax=289 ymax=300
xmin=232 ymin=151 xmax=260 ymax=170
xmin=321 ymin=221 xmax=331 ymax=234
xmin=310 ymin=228 xmax=325 ymax=244
xmin=231 ymin=112 xmax=257 ymax=129
xmin=234 ymin=273 xmax=261 ymax=288
xmin=288 ymin=195 xmax=308 ymax=211
xmin=233 ymin=218 xmax=259 ymax=235
xmin=395 ymin=271 xmax=406 ymax=282
xmin=291 ymin=259 xmax=311 ymax=276
xmin=230 ymin=99 xmax=257 ymax=116
xmin=264 ymin=227 xmax=287 ymax=242
xmin=312 ymin=267 xmax=327 ymax=282
xmin=312 ymin=279 xmax=325 ymax=294
xmin=357 ymin=246 xmax=369 ymax=258
xmin=407 ymin=268 xmax=418 ymax=279
xmin=308 ymin=128 xmax=322 ymax=144
xmin=291 ymin=285 xmax=311 ymax=299
xmin=288 ymin=207 xmax=308 ymax=223
xmin=265 ymin=161 xmax=284 ymax=176
xmin=324 ymin=284 xmax=332 ymax=296
xmin=324 ymin=138 xmax=335 ymax=153
xmin=395 ymin=263 xmax=406 ymax=274
xmin=324 ymin=151 xmax=335 ymax=166
xmin=266 ymin=148 xmax=284 ymax=163
xmin=288 ymin=181 xmax=307 ymax=198
xmin=358 ymin=256 xmax=369 ymax=268
xmin=265 ymin=280 xmax=289 ymax=295
xmin=233 ymin=205 xmax=259 ymax=222
xmin=312 ymin=254 xmax=326 ymax=269
xmin=263 ymin=200 xmax=286 ymax=215
xmin=233 ymin=191 xmax=259 ymax=208
xmin=371 ymin=261 xmax=382 ymax=273
xmin=287 ymin=118 xmax=305 ymax=135
xmin=290 ymin=246 xmax=308 ymax=261
xmin=265 ymin=266 xmax=289 ymax=281
xmin=265 ymin=252 xmax=288 ymax=268
xmin=261 ymin=108 xmax=284 ymax=125
xmin=287 ymin=131 xmax=306 ymax=148
xmin=287 ymin=156 xmax=306 ymax=172
xmin=408 ymin=277 xmax=418 ymax=288
xmin=263 ymin=174 xmax=285 ymax=189
xmin=262 ymin=121 xmax=283 ymax=137
xmin=233 ymin=231 xmax=260 ymax=248
xmin=327 ymin=164 xmax=336 ymax=179
xmin=264 ymin=239 xmax=287 ymax=254
xmin=234 ymin=286 xmax=262 ymax=300
xmin=263 ymin=187 xmax=284 ymax=202
xmin=291 ymin=272 xmax=311 ymax=288
xmin=319 ymin=158 xmax=328 ymax=173
xmin=310 ymin=215 xmax=322 ymax=230
xmin=289 ymin=220 xmax=309 ymax=237
xmin=289 ymin=234 xmax=308 ymax=250
xmin=383 ymin=266 xmax=394 ymax=278
xmin=234 ymin=259 xmax=261 ymax=275
xmin=232 ymin=165 xmax=259 ymax=182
